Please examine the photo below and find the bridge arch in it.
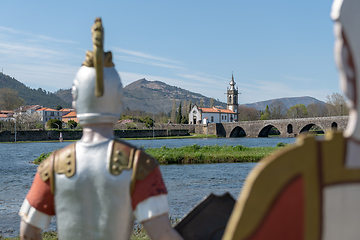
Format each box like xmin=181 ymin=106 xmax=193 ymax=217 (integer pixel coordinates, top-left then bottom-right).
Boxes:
xmin=299 ymin=123 xmax=324 ymax=134
xmin=258 ymin=125 xmax=282 ymax=137
xmin=229 ymin=126 xmax=246 ymax=137
xmin=331 ymin=122 xmax=338 ymax=130
xmin=287 ymin=124 xmax=293 ymax=134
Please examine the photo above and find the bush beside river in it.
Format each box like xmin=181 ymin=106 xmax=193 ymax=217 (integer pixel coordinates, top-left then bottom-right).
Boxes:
xmin=33 ymin=143 xmax=287 ymax=165
xmin=147 ymin=144 xmax=284 ymax=164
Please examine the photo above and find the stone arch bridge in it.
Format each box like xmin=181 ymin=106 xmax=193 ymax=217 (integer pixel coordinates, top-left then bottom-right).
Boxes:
xmin=203 ymin=116 xmax=349 ymax=138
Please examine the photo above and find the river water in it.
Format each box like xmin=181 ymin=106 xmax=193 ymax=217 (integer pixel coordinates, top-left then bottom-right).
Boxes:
xmin=0 ymin=137 xmax=295 ymax=237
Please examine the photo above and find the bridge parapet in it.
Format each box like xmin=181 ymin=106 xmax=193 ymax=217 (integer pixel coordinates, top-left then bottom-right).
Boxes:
xmin=204 ymin=116 xmax=349 ymax=138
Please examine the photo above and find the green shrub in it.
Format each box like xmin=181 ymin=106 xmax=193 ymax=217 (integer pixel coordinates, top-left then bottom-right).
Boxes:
xmin=46 ymin=119 xmax=62 ymax=129
xmin=276 ymin=142 xmax=287 ymax=147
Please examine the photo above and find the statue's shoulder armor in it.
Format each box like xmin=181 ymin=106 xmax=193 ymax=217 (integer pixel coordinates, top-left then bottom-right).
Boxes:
xmin=130 ymin=145 xmax=159 ymax=194
xmin=109 ymin=138 xmax=159 ymax=193
xmin=37 ymin=143 xmax=76 ymax=194
xmin=109 ymin=138 xmax=137 ymax=175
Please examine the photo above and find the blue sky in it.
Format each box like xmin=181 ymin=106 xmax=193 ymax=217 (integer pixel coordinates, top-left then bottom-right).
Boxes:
xmin=0 ymin=1 xmax=340 ymax=104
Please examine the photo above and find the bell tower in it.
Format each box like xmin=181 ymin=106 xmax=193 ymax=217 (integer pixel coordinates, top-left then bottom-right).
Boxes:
xmin=227 ymin=73 xmax=239 ymax=121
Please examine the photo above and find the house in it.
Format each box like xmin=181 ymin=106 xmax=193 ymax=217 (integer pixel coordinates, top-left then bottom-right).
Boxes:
xmin=59 ymin=108 xmax=75 ymax=116
xmin=62 ymin=111 xmax=78 ymax=125
xmin=0 ymin=110 xmax=14 ymax=122
xmin=189 ymin=106 xmax=236 ymax=124
xmin=36 ymin=107 xmax=62 ymax=124
xmin=14 ymin=105 xmax=42 ymax=117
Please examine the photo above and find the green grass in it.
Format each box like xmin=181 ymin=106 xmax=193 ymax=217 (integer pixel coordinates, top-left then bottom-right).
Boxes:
xmin=33 ymin=152 xmax=53 ymax=164
xmin=32 ymin=143 xmax=287 ymax=165
xmin=0 ymin=230 xmax=149 ymax=240
xmin=146 ymin=144 xmax=285 ymax=164
xmin=2 ymin=217 xmax=182 ymax=240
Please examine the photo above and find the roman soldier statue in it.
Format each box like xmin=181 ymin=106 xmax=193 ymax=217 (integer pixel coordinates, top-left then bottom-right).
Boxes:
xmin=222 ymin=1 xmax=360 ymax=239
xmin=19 ymin=18 xmax=183 ymax=240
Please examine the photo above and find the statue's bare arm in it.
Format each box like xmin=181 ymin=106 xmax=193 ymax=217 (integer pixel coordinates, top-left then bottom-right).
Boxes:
xmin=143 ymin=214 xmax=184 ymax=240
xmin=20 ymin=220 xmax=42 ymax=240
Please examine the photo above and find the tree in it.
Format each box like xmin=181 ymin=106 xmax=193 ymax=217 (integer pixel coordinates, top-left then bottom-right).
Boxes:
xmin=307 ymin=102 xmax=327 ymax=117
xmin=0 ymin=88 xmax=25 ymax=110
xmin=56 ymin=105 xmax=63 ymax=110
xmin=287 ymin=104 xmax=308 ymax=118
xmin=210 ymin=98 xmax=215 ymax=108
xmin=171 ymin=99 xmax=177 ymax=123
xmin=188 ymin=99 xmax=192 ymax=113
xmin=67 ymin=120 xmax=78 ymax=129
xmin=325 ymin=93 xmax=349 ymax=116
xmin=182 ymin=100 xmax=187 ymax=116
xmin=269 ymin=100 xmax=287 ymax=119
xmin=14 ymin=112 xmax=42 ymax=130
xmin=176 ymin=101 xmax=182 ymax=124
xmin=200 ymin=99 xmax=204 ymax=108
xmin=261 ymin=105 xmax=271 ymax=120
xmin=238 ymin=106 xmax=260 ymax=121
xmin=143 ymin=116 xmax=154 ymax=128
xmin=46 ymin=119 xmax=62 ymax=129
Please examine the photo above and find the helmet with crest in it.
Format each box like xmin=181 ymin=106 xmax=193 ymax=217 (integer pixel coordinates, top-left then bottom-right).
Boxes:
xmin=72 ymin=18 xmax=123 ymax=124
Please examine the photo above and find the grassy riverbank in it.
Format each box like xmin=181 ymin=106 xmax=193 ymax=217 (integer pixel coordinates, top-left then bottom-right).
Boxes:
xmin=3 ymin=217 xmax=182 ymax=239
xmin=1 ymin=230 xmax=150 ymax=240
xmin=34 ymin=143 xmax=287 ymax=165
xmin=147 ymin=144 xmax=284 ymax=164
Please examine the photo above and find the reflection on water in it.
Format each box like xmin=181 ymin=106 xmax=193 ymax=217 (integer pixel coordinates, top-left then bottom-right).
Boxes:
xmin=0 ymin=137 xmax=293 ymax=237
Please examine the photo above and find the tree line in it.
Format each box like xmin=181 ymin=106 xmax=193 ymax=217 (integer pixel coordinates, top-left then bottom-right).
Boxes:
xmin=238 ymin=93 xmax=349 ymax=121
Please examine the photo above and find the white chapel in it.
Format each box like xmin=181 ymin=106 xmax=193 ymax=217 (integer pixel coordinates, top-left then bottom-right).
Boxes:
xmin=189 ymin=74 xmax=239 ymax=124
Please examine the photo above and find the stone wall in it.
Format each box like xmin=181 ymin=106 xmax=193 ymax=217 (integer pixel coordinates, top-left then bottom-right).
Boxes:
xmin=193 ymin=116 xmax=349 ymax=138
xmin=114 ymin=123 xmax=195 ymax=133
xmin=0 ymin=129 xmax=190 ymax=142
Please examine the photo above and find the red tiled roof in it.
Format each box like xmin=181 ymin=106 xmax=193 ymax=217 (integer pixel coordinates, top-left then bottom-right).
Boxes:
xmin=36 ymin=107 xmax=58 ymax=112
xmin=200 ymin=107 xmax=235 ymax=114
xmin=0 ymin=110 xmax=14 ymax=114
xmin=219 ymin=109 xmax=235 ymax=114
xmin=200 ymin=107 xmax=220 ymax=113
xmin=59 ymin=108 xmax=74 ymax=112
xmin=62 ymin=112 xmax=77 ymax=118
xmin=0 ymin=114 xmax=8 ymax=118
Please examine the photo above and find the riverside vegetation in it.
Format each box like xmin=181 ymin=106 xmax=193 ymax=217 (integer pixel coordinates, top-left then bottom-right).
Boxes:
xmin=34 ymin=143 xmax=287 ymax=165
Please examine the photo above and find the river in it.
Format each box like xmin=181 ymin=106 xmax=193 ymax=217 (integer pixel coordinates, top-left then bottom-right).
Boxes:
xmin=0 ymin=137 xmax=296 ymax=237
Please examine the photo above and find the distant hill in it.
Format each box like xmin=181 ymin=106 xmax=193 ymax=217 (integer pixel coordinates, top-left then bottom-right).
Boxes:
xmin=3 ymin=73 xmax=326 ymax=113
xmin=55 ymin=78 xmax=227 ymax=113
xmin=0 ymin=73 xmax=71 ymax=109
xmin=242 ymin=96 xmax=325 ymax=111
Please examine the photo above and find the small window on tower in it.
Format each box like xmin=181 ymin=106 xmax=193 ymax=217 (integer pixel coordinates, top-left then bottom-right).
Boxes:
xmin=211 ymin=116 xmax=214 ymax=122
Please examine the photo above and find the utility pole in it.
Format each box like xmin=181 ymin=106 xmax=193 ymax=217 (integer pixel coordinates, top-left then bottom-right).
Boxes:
xmin=14 ymin=117 xmax=17 ymax=143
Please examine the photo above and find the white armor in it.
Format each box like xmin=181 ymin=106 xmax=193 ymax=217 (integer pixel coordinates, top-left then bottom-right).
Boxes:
xmin=54 ymin=139 xmax=168 ymax=239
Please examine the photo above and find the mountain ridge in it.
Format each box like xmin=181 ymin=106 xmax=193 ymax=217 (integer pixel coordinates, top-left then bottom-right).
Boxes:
xmin=1 ymin=73 xmax=326 ymax=113
xmin=0 ymin=72 xmax=71 ymax=109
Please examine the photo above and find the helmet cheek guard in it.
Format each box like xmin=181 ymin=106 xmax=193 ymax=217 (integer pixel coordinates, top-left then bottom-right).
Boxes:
xmin=72 ymin=18 xmax=123 ymax=125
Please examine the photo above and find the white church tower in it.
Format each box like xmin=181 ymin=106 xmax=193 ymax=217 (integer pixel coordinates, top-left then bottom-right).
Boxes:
xmin=227 ymin=73 xmax=239 ymax=121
